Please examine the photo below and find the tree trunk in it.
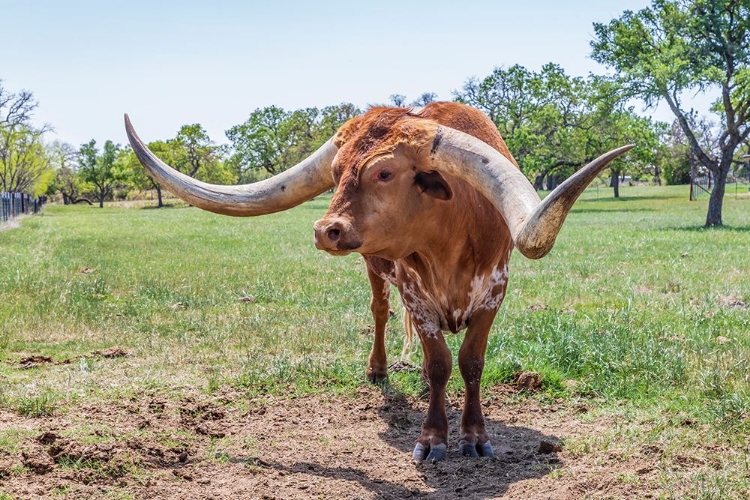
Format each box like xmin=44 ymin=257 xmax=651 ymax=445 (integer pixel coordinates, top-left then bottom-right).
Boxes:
xmin=610 ymin=171 xmax=620 ymax=198
xmin=533 ymin=174 xmax=545 ymax=191
xmin=99 ymin=192 xmax=105 ymax=208
xmin=705 ymin=167 xmax=728 ymax=227
xmin=156 ymin=186 xmax=163 ymax=208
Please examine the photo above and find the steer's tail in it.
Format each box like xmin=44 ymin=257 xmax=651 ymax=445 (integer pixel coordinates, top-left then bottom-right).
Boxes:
xmin=401 ymin=309 xmax=416 ymax=359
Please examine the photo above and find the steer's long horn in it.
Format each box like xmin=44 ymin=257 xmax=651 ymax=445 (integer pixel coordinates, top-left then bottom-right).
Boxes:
xmin=428 ymin=126 xmax=633 ymax=259
xmin=124 ymin=114 xmax=338 ymax=216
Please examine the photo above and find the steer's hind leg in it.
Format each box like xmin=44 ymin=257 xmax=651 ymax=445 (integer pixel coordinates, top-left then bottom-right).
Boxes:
xmin=457 ymin=308 xmax=497 ymax=458
xmin=364 ymin=257 xmax=393 ymax=383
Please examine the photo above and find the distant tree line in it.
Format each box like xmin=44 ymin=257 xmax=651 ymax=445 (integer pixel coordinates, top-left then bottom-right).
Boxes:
xmin=1 ymin=0 xmax=748 ymax=226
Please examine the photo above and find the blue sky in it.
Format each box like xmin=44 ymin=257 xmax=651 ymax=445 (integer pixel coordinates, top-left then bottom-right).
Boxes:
xmin=1 ymin=0 xmax=695 ymax=147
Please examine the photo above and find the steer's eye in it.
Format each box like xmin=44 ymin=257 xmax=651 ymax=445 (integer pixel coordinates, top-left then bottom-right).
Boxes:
xmin=377 ymin=170 xmax=393 ymax=182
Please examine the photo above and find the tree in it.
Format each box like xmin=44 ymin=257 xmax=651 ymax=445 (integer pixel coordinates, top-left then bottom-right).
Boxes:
xmin=46 ymin=141 xmax=82 ymax=204
xmin=0 ymin=81 xmax=54 ymax=195
xmin=226 ymin=106 xmax=288 ymax=178
xmin=122 ymin=142 xmax=170 ymax=207
xmin=167 ymin=124 xmax=231 ymax=183
xmin=0 ymin=125 xmax=54 ymax=195
xmin=78 ymin=140 xmax=121 ymax=208
xmin=315 ymin=103 xmax=361 ymax=142
xmin=591 ymin=0 xmax=750 ymax=225
xmin=0 ymin=80 xmax=37 ymax=127
xmin=411 ymin=92 xmax=438 ymax=107
xmin=455 ymin=64 xmax=659 ymax=196
xmin=660 ymin=115 xmax=720 ymax=186
xmin=389 ymin=94 xmax=407 ymax=107
xmin=226 ymin=104 xmax=360 ymax=181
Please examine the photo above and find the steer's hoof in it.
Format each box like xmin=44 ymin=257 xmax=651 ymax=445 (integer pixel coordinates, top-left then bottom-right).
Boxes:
xmin=459 ymin=439 xmax=494 ymax=458
xmin=366 ymin=367 xmax=388 ymax=384
xmin=413 ymin=442 xmax=447 ymax=463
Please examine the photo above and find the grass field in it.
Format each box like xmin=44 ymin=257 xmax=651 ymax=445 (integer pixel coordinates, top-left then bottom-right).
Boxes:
xmin=0 ymin=184 xmax=748 ymax=498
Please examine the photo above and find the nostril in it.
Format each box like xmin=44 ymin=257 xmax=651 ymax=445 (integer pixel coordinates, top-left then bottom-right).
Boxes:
xmin=327 ymin=228 xmax=341 ymax=241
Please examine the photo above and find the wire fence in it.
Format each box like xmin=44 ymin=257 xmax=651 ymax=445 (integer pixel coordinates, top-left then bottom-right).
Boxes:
xmin=690 ymin=170 xmax=712 ymax=201
xmin=1 ymin=192 xmax=45 ymax=223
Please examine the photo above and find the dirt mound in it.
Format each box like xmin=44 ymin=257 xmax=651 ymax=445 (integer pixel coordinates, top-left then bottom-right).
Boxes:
xmin=18 ymin=356 xmax=53 ymax=369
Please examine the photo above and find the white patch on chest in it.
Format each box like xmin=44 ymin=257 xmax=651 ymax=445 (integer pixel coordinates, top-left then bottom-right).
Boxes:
xmin=398 ymin=263 xmax=509 ymax=338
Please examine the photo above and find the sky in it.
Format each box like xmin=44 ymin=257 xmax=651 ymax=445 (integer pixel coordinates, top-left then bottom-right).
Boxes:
xmin=0 ymin=0 xmax=709 ymax=148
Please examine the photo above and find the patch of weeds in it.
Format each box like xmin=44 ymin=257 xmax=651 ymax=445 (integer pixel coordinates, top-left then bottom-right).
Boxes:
xmin=155 ymin=429 xmax=194 ymax=452
xmin=58 ymin=453 xmax=141 ymax=482
xmin=388 ymin=371 xmax=423 ymax=397
xmin=206 ymin=437 xmax=233 ymax=464
xmin=51 ymin=485 xmax=71 ymax=497
xmin=56 ymin=456 xmax=109 ymax=476
xmin=548 ymin=467 xmax=569 ymax=480
xmin=205 ymin=373 xmax=222 ymax=395
xmin=9 ymin=465 xmax=30 ymax=476
xmin=684 ymin=469 xmax=749 ymax=500
xmin=0 ymin=429 xmax=35 ymax=454
xmin=15 ymin=390 xmax=58 ymax=417
xmin=103 ymin=488 xmax=136 ymax=500
xmin=0 ymin=491 xmax=16 ymax=500
xmin=78 ymin=357 xmax=96 ymax=373
xmin=705 ymin=391 xmax=750 ymax=432
xmin=617 ymin=472 xmax=639 ymax=485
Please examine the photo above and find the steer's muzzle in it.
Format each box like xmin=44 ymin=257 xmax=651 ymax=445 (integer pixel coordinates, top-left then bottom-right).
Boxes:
xmin=313 ymin=217 xmax=362 ymax=254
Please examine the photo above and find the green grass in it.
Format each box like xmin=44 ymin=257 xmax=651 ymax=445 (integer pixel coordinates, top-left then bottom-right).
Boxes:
xmin=0 ymin=185 xmax=748 ymax=425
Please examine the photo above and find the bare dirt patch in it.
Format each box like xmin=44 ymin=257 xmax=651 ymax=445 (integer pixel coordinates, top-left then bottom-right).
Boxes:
xmin=0 ymin=385 xmax=719 ymax=499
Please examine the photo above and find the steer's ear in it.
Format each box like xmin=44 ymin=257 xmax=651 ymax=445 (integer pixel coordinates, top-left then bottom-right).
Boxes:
xmin=415 ymin=170 xmax=453 ymax=201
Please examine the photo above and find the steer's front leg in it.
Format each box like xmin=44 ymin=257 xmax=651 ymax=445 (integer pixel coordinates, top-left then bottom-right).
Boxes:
xmin=411 ymin=325 xmax=452 ymax=463
xmin=457 ymin=308 xmax=497 ymax=458
xmin=364 ymin=258 xmax=392 ymax=383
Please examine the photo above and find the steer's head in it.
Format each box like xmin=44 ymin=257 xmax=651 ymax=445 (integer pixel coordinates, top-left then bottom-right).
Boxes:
xmin=125 ymin=104 xmax=632 ymax=261
xmin=313 ymin=108 xmax=452 ymax=260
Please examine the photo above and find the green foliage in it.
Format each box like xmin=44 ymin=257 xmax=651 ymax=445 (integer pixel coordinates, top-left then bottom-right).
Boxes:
xmin=226 ymin=103 xmax=360 ymax=180
xmin=0 ymin=81 xmax=54 ymax=196
xmin=168 ymin=124 xmax=233 ymax=184
xmin=455 ymin=64 xmax=665 ymax=193
xmin=0 ymin=125 xmax=55 ymax=196
xmin=77 ymin=139 xmax=123 ymax=208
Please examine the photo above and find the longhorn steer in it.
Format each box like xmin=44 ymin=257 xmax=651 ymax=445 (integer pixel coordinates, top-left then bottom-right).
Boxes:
xmin=125 ymin=102 xmax=631 ymax=462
